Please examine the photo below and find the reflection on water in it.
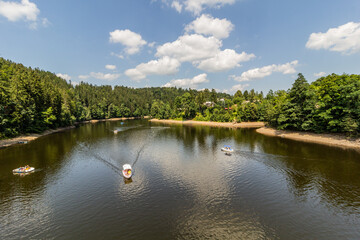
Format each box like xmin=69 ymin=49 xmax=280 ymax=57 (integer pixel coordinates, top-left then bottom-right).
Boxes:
xmin=1 ymin=119 xmax=360 ymax=239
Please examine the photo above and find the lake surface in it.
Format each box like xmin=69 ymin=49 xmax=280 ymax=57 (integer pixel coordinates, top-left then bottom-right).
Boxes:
xmin=1 ymin=119 xmax=360 ymax=239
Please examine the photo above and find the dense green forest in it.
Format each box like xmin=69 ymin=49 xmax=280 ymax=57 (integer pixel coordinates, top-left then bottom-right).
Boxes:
xmin=0 ymin=57 xmax=359 ymax=139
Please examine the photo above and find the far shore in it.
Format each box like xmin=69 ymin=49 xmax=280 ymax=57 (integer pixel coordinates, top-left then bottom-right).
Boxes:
xmin=150 ymin=119 xmax=265 ymax=128
xmin=151 ymin=119 xmax=360 ymax=150
xmin=0 ymin=116 xmax=148 ymax=149
xmin=0 ymin=126 xmax=76 ymax=149
xmin=256 ymin=127 xmax=360 ymax=149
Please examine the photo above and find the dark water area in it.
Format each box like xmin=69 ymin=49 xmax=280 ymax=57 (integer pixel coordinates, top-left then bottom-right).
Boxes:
xmin=1 ymin=119 xmax=360 ymax=239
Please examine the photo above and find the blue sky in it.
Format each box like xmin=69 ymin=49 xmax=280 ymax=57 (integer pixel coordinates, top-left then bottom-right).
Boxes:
xmin=0 ymin=0 xmax=359 ymax=94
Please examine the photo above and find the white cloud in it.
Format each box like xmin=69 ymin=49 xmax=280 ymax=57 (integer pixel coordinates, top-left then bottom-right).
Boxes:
xmin=196 ymin=49 xmax=255 ymax=72
xmin=155 ymin=0 xmax=236 ymax=15
xmin=41 ymin=17 xmax=50 ymax=27
xmin=124 ymin=69 xmax=146 ymax=81
xmin=148 ymin=42 xmax=156 ymax=48
xmin=306 ymin=22 xmax=360 ymax=54
xmin=228 ymin=84 xmax=249 ymax=94
xmin=78 ymin=75 xmax=89 ymax=80
xmin=78 ymin=72 xmax=120 ymax=81
xmin=185 ymin=14 xmax=234 ymax=39
xmin=105 ymin=64 xmax=116 ymax=70
xmin=0 ymin=0 xmax=39 ymax=22
xmin=155 ymin=33 xmax=255 ymax=72
xmin=184 ymin=0 xmax=236 ymax=15
xmin=56 ymin=73 xmax=71 ymax=81
xmin=125 ymin=56 xmax=180 ymax=81
xmin=232 ymin=60 xmax=299 ymax=82
xmin=163 ymin=73 xmax=209 ymax=88
xmin=109 ymin=29 xmax=147 ymax=55
xmin=314 ymin=72 xmax=326 ymax=77
xmin=171 ymin=1 xmax=182 ymax=13
xmin=156 ymin=34 xmax=222 ymax=62
xmin=89 ymin=72 xmax=121 ymax=81
xmin=110 ymin=52 xmax=124 ymax=59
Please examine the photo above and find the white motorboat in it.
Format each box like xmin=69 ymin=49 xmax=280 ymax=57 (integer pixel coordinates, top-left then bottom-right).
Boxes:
xmin=122 ymin=164 xmax=133 ymax=179
xmin=13 ymin=166 xmax=35 ymax=173
xmin=221 ymin=145 xmax=234 ymax=153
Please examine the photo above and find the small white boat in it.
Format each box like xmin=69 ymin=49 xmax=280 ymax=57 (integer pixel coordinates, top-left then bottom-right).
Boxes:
xmin=221 ymin=145 xmax=234 ymax=153
xmin=122 ymin=164 xmax=132 ymax=179
xmin=114 ymin=130 xmax=118 ymax=134
xmin=13 ymin=166 xmax=35 ymax=173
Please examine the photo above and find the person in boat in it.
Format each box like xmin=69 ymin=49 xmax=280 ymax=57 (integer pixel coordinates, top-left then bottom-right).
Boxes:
xmin=127 ymin=169 xmax=131 ymax=175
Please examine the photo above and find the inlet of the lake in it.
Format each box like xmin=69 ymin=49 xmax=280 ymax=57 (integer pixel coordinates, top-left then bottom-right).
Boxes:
xmin=1 ymin=119 xmax=360 ymax=239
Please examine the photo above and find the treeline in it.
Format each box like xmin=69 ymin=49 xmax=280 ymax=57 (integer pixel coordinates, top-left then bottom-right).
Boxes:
xmin=152 ymin=73 xmax=359 ymax=135
xmin=0 ymin=58 xmax=229 ymax=138
xmin=1 ymin=57 xmax=359 ymax=139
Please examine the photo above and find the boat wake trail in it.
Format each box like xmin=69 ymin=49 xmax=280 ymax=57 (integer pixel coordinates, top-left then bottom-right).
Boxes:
xmin=79 ymin=143 xmax=122 ymax=175
xmin=132 ymin=143 xmax=146 ymax=167
xmin=131 ymin=128 xmax=160 ymax=167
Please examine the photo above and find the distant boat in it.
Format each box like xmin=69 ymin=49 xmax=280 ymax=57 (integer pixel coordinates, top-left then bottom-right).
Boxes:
xmin=18 ymin=141 xmax=28 ymax=144
xmin=114 ymin=130 xmax=118 ymax=134
xmin=13 ymin=165 xmax=35 ymax=173
xmin=122 ymin=164 xmax=132 ymax=179
xmin=221 ymin=145 xmax=234 ymax=153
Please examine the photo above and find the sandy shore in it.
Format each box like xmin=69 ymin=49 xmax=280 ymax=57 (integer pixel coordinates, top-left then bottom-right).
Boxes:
xmin=150 ymin=119 xmax=265 ymax=128
xmin=256 ymin=127 xmax=360 ymax=149
xmin=0 ymin=117 xmax=149 ymax=149
xmin=151 ymin=119 xmax=360 ymax=149
xmin=0 ymin=126 xmax=76 ymax=149
xmin=78 ymin=116 xmax=150 ymax=124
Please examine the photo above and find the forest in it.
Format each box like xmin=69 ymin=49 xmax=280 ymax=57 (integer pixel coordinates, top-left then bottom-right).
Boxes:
xmin=0 ymin=57 xmax=359 ymax=139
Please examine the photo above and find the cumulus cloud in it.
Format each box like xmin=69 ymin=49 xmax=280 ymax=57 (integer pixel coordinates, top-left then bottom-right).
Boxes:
xmin=148 ymin=42 xmax=156 ymax=48
xmin=231 ymin=60 xmax=298 ymax=82
xmin=78 ymin=75 xmax=89 ymax=80
xmin=105 ymin=64 xmax=116 ymax=70
xmin=156 ymin=34 xmax=222 ymax=62
xmin=56 ymin=73 xmax=71 ymax=81
xmin=229 ymin=84 xmax=249 ymax=93
xmin=163 ymin=73 xmax=209 ymax=88
xmin=78 ymin=72 xmax=120 ymax=81
xmin=0 ymin=0 xmax=39 ymax=22
xmin=185 ymin=14 xmax=234 ymax=39
xmin=109 ymin=29 xmax=147 ymax=55
xmin=89 ymin=72 xmax=121 ymax=81
xmin=110 ymin=52 xmax=124 ymax=59
xmin=185 ymin=0 xmax=235 ymax=15
xmin=171 ymin=1 xmax=183 ymax=13
xmin=155 ymin=33 xmax=254 ymax=72
xmin=156 ymin=0 xmax=236 ymax=15
xmin=314 ymin=72 xmax=326 ymax=77
xmin=196 ymin=49 xmax=255 ymax=72
xmin=306 ymin=22 xmax=360 ymax=54
xmin=125 ymin=56 xmax=180 ymax=81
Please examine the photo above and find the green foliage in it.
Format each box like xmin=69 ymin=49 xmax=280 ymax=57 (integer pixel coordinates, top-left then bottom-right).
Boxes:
xmin=268 ymin=73 xmax=360 ymax=135
xmin=0 ymin=56 xmax=359 ymax=139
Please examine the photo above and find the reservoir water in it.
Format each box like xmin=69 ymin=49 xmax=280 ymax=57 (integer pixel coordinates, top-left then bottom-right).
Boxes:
xmin=1 ymin=119 xmax=360 ymax=239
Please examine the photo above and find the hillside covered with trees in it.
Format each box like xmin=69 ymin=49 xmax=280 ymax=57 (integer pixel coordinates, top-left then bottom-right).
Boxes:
xmin=0 ymin=57 xmax=359 ymax=139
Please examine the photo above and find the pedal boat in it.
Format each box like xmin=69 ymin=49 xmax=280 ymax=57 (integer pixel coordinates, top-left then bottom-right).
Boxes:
xmin=122 ymin=164 xmax=133 ymax=179
xmin=221 ymin=145 xmax=234 ymax=153
xmin=13 ymin=166 xmax=35 ymax=173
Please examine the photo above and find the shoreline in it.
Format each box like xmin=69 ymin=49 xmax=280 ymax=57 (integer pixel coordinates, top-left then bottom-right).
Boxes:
xmin=150 ymin=119 xmax=265 ymax=128
xmin=0 ymin=126 xmax=76 ymax=149
xmin=151 ymin=119 xmax=360 ymax=150
xmin=256 ymin=127 xmax=360 ymax=150
xmin=0 ymin=117 xmax=147 ymax=149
